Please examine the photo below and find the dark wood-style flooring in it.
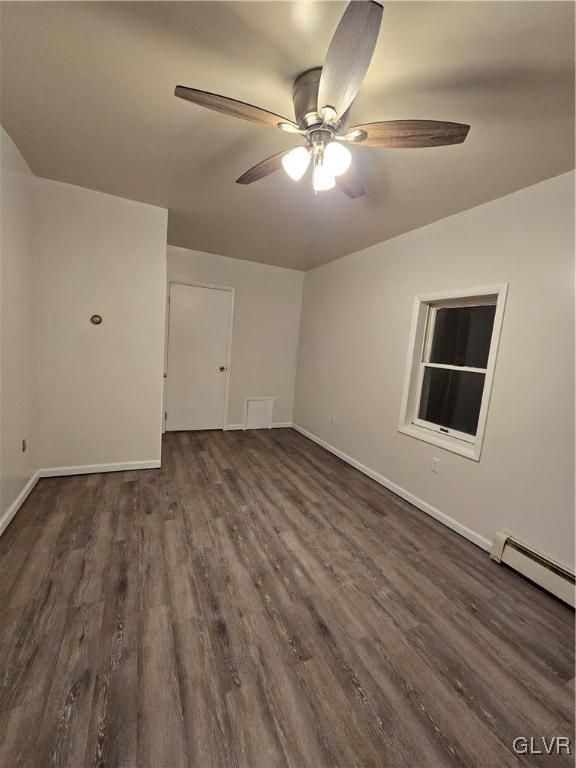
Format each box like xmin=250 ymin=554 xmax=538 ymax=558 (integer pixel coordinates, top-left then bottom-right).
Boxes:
xmin=0 ymin=429 xmax=574 ymax=768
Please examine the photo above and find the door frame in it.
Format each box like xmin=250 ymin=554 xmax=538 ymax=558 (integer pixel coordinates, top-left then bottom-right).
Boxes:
xmin=164 ymin=279 xmax=235 ymax=432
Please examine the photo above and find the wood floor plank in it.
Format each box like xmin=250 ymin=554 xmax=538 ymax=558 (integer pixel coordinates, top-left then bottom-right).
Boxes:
xmin=172 ymin=613 xmax=241 ymax=768
xmin=83 ymin=538 xmax=139 ymax=768
xmin=36 ymin=600 xmax=105 ymax=768
xmin=0 ymin=428 xmax=573 ymax=767
xmin=74 ymin=476 xmax=118 ymax=607
xmin=0 ymin=696 xmax=45 ymax=767
xmin=137 ymin=605 xmax=188 ymax=768
xmin=138 ymin=510 xmax=168 ymax=611
xmin=0 ymin=524 xmax=42 ymax=607
xmin=0 ymin=547 xmax=85 ymax=712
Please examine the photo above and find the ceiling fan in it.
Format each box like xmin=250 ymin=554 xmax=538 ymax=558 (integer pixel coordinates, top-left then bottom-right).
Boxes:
xmin=174 ymin=1 xmax=470 ymax=198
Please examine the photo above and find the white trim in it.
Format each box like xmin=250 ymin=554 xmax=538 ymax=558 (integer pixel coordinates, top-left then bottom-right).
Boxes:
xmin=413 ymin=284 xmax=508 ymax=304
xmin=398 ymin=283 xmax=508 ymax=461
xmin=166 ymin=279 xmax=235 ymax=432
xmin=39 ymin=460 xmax=161 ymax=478
xmin=398 ymin=423 xmax=478 ymax=460
xmin=169 ymin=279 xmax=235 ymax=293
xmin=292 ymin=424 xmax=492 ymax=552
xmin=0 ymin=471 xmax=40 ymax=536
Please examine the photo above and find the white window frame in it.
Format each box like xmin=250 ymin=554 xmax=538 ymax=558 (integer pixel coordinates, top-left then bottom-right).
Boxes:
xmin=398 ymin=284 xmax=508 ymax=461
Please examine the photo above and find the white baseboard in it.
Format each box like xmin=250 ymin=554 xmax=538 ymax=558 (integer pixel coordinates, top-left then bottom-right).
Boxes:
xmin=292 ymin=424 xmax=492 ymax=552
xmin=1 ymin=427 xmax=491 ymax=554
xmin=0 ymin=460 xmax=161 ymax=537
xmin=0 ymin=471 xmax=40 ymax=537
xmin=224 ymin=422 xmax=293 ymax=431
xmin=39 ymin=460 xmax=161 ymax=478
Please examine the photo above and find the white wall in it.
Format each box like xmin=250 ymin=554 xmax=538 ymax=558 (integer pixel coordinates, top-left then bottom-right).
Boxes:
xmin=168 ymin=246 xmax=304 ymax=427
xmin=294 ymin=172 xmax=575 ymax=570
xmin=0 ymin=128 xmax=37 ymax=527
xmin=35 ymin=179 xmax=167 ymax=470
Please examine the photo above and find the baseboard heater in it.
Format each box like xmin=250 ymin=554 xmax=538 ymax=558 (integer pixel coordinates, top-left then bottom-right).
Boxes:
xmin=490 ymin=532 xmax=575 ymax=608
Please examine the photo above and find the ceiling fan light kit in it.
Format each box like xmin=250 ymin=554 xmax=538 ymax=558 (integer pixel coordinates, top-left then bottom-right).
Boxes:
xmin=324 ymin=142 xmax=352 ymax=177
xmin=312 ymin=163 xmax=336 ymax=192
xmin=175 ymin=1 xmax=470 ymax=199
xmin=282 ymin=146 xmax=310 ymax=181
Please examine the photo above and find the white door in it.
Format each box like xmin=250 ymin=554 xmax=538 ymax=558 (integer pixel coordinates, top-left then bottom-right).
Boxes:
xmin=166 ymin=283 xmax=232 ymax=431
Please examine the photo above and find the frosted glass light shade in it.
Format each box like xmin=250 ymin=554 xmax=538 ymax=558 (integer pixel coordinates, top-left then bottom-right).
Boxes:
xmin=323 ymin=142 xmax=352 ymax=177
xmin=312 ymin=164 xmax=335 ymax=192
xmin=282 ymin=147 xmax=310 ymax=181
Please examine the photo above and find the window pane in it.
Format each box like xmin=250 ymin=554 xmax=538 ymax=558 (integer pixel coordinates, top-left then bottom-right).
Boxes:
xmin=430 ymin=305 xmax=496 ymax=368
xmin=418 ymin=367 xmax=485 ymax=436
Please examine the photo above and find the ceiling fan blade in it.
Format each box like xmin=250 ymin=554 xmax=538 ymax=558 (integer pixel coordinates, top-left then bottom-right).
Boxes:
xmin=236 ymin=150 xmax=293 ymax=185
xmin=317 ymin=1 xmax=383 ymax=121
xmin=346 ymin=120 xmax=470 ymax=148
xmin=174 ymin=86 xmax=298 ymax=131
xmin=336 ymin=166 xmax=365 ymax=199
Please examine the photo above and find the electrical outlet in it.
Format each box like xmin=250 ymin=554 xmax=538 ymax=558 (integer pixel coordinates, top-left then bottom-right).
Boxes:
xmin=22 ymin=438 xmax=27 ymax=453
xmin=330 ymin=414 xmax=336 ymax=425
xmin=431 ymin=456 xmax=440 ymax=473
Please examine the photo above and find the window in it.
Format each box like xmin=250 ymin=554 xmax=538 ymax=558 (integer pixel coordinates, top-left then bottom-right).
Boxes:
xmin=398 ymin=285 xmax=508 ymax=460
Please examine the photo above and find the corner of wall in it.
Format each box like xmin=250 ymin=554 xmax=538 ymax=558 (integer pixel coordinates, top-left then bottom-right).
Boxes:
xmin=0 ymin=128 xmax=40 ymax=532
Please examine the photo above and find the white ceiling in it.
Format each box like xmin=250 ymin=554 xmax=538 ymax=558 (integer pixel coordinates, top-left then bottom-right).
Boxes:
xmin=1 ymin=1 xmax=574 ymax=270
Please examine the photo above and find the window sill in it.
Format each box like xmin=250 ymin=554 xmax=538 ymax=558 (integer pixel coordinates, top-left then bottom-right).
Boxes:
xmin=398 ymin=423 xmax=481 ymax=461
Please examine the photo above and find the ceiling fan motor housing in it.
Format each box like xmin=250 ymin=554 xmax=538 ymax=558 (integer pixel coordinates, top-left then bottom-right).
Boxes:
xmin=293 ymin=67 xmax=350 ymax=135
xmin=293 ymin=68 xmax=324 ymax=129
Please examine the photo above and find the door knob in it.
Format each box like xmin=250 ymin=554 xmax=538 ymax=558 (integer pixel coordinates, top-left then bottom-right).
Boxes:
xmin=219 ymin=366 xmax=226 ymax=372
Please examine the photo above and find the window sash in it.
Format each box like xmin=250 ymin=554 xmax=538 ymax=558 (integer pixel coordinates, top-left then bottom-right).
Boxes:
xmin=421 ymin=361 xmax=487 ymax=374
xmin=397 ymin=283 xmax=508 ymax=462
xmin=411 ymin=302 xmax=495 ymax=443
xmin=413 ymin=416 xmax=479 ymax=444
xmin=422 ymin=303 xmax=495 ymax=366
